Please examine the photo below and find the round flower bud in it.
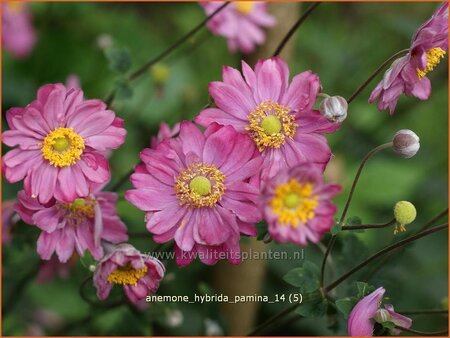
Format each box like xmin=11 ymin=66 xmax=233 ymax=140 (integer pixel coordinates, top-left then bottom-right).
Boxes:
xmin=319 ymin=95 xmax=348 ymax=123
xmin=392 ymin=129 xmax=420 ymax=158
xmin=394 ymin=201 xmax=417 ymax=226
xmin=374 ymin=308 xmax=392 ymax=324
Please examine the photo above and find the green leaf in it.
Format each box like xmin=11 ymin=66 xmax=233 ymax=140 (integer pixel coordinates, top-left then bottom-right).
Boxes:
xmin=331 ymin=223 xmax=342 ymax=235
xmin=296 ymin=292 xmax=328 ymax=318
xmin=346 ymin=216 xmax=362 ymax=225
xmin=283 ymin=261 xmax=320 ymax=293
xmin=105 ymin=47 xmax=132 ymax=73
xmin=381 ymin=321 xmax=395 ymax=329
xmin=335 ymin=297 xmax=357 ymax=319
xmin=356 ymin=281 xmax=375 ymax=299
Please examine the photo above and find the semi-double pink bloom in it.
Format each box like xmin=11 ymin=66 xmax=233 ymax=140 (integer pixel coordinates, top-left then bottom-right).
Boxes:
xmin=369 ymin=3 xmax=448 ymax=114
xmin=3 ymin=84 xmax=126 ymax=204
xmin=196 ymin=57 xmax=340 ymax=180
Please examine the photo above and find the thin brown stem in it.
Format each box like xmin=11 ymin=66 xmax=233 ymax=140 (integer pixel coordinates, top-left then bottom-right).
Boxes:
xmin=420 ymin=207 xmax=448 ymax=232
xmin=347 ymin=48 xmax=409 ymax=104
xmin=395 ymin=325 xmax=448 ymax=336
xmin=105 ymin=2 xmax=230 ymax=106
xmin=341 ymin=219 xmax=395 ymax=231
xmin=273 ymin=2 xmax=321 ymax=56
xmin=324 ymin=223 xmax=448 ymax=293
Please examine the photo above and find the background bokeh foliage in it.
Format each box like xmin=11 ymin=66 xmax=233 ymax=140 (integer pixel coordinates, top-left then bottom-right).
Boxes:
xmin=2 ymin=2 xmax=448 ymax=336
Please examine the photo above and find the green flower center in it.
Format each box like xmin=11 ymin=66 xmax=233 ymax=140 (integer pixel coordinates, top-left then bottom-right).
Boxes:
xmin=261 ymin=115 xmax=282 ymax=135
xmin=189 ymin=176 xmax=212 ymax=196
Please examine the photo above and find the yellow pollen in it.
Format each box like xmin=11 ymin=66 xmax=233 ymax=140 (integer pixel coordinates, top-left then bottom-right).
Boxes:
xmin=107 ymin=264 xmax=148 ymax=286
xmin=61 ymin=197 xmax=96 ymax=220
xmin=189 ymin=176 xmax=211 ymax=196
xmin=261 ymin=115 xmax=282 ymax=135
xmin=41 ymin=127 xmax=85 ymax=167
xmin=175 ymin=163 xmax=226 ymax=208
xmin=416 ymin=47 xmax=446 ymax=79
xmin=271 ymin=179 xmax=318 ymax=228
xmin=246 ymin=100 xmax=297 ymax=152
xmin=235 ymin=1 xmax=254 ymax=15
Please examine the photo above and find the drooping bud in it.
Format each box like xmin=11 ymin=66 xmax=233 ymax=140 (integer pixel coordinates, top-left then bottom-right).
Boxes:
xmin=374 ymin=308 xmax=392 ymax=324
xmin=392 ymin=129 xmax=420 ymax=158
xmin=319 ymin=95 xmax=348 ymax=123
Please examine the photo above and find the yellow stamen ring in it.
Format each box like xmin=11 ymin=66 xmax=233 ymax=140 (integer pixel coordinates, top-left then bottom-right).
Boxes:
xmin=271 ymin=179 xmax=318 ymax=228
xmin=246 ymin=100 xmax=297 ymax=152
xmin=41 ymin=127 xmax=85 ymax=167
xmin=175 ymin=163 xmax=226 ymax=208
xmin=416 ymin=47 xmax=446 ymax=80
xmin=107 ymin=264 xmax=148 ymax=286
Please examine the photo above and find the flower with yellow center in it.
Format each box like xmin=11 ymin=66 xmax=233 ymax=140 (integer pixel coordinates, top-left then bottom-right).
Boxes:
xmin=107 ymin=263 xmax=148 ymax=286
xmin=271 ymin=179 xmax=318 ymax=228
xmin=235 ymin=1 xmax=254 ymax=15
xmin=246 ymin=100 xmax=297 ymax=152
xmin=41 ymin=127 xmax=85 ymax=167
xmin=175 ymin=163 xmax=226 ymax=208
xmin=416 ymin=47 xmax=446 ymax=80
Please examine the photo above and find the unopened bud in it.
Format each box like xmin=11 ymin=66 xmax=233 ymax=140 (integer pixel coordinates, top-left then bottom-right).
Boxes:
xmin=374 ymin=308 xmax=392 ymax=324
xmin=319 ymin=95 xmax=348 ymax=123
xmin=392 ymin=129 xmax=420 ymax=158
xmin=89 ymin=264 xmax=96 ymax=272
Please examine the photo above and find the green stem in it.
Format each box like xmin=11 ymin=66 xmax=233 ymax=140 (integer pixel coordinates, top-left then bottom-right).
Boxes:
xmin=341 ymin=219 xmax=395 ymax=231
xmin=394 ymin=325 xmax=448 ymax=336
xmin=324 ymin=223 xmax=448 ymax=293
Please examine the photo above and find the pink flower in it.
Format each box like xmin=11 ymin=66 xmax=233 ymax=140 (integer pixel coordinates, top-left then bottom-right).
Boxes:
xmin=150 ymin=122 xmax=180 ymax=148
xmin=195 ymin=57 xmax=340 ymax=180
xmin=15 ymin=188 xmax=128 ymax=263
xmin=260 ymin=163 xmax=341 ymax=245
xmin=369 ymin=3 xmax=448 ymax=114
xmin=201 ymin=1 xmax=275 ymax=54
xmin=66 ymin=74 xmax=81 ymax=90
xmin=125 ymin=122 xmax=263 ymax=266
xmin=93 ymin=243 xmax=165 ymax=304
xmin=2 ymin=2 xmax=37 ymax=58
xmin=2 ymin=199 xmax=19 ymax=244
xmin=348 ymin=287 xmax=412 ymax=336
xmin=2 ymin=83 xmax=126 ymax=204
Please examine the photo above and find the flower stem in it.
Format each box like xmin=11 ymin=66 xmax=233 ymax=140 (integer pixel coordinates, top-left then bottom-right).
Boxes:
xmin=420 ymin=207 xmax=448 ymax=232
xmin=394 ymin=325 xmax=448 ymax=336
xmin=105 ymin=2 xmax=230 ymax=106
xmin=319 ymin=142 xmax=392 ymax=287
xmin=398 ymin=309 xmax=448 ymax=316
xmin=341 ymin=219 xmax=395 ymax=230
xmin=272 ymin=2 xmax=321 ymax=56
xmin=347 ymin=48 xmax=409 ymax=104
xmin=324 ymin=223 xmax=448 ymax=293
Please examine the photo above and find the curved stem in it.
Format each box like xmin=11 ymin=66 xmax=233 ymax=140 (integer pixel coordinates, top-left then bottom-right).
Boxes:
xmin=420 ymin=207 xmax=448 ymax=232
xmin=339 ymin=142 xmax=393 ymax=224
xmin=273 ymin=2 xmax=322 ymax=56
xmin=105 ymin=2 xmax=230 ymax=106
xmin=320 ymin=142 xmax=392 ymax=288
xmin=395 ymin=325 xmax=448 ymax=336
xmin=347 ymin=48 xmax=409 ymax=104
xmin=324 ymin=223 xmax=448 ymax=293
xmin=341 ymin=219 xmax=395 ymax=231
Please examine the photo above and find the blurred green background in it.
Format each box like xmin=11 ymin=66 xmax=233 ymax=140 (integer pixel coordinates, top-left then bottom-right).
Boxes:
xmin=2 ymin=2 xmax=448 ymax=336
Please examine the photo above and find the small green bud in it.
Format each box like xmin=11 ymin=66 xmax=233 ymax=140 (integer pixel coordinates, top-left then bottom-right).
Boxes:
xmin=374 ymin=308 xmax=392 ymax=324
xmin=394 ymin=201 xmax=417 ymax=225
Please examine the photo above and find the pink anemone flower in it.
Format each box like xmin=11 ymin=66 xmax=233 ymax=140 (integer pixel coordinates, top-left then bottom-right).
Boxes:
xmin=201 ymin=1 xmax=276 ymax=54
xmin=2 ymin=83 xmax=126 ymax=204
xmin=260 ymin=163 xmax=341 ymax=245
xmin=195 ymin=57 xmax=340 ymax=180
xmin=15 ymin=188 xmax=128 ymax=263
xmin=2 ymin=2 xmax=37 ymax=58
xmin=369 ymin=2 xmax=448 ymax=114
xmin=125 ymin=122 xmax=263 ymax=266
xmin=94 ymin=243 xmax=165 ymax=304
xmin=348 ymin=287 xmax=412 ymax=336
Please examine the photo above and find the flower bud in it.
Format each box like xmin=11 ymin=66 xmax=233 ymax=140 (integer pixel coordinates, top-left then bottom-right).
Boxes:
xmin=392 ymin=129 xmax=420 ymax=158
xmin=319 ymin=95 xmax=348 ymax=123
xmin=374 ymin=308 xmax=392 ymax=324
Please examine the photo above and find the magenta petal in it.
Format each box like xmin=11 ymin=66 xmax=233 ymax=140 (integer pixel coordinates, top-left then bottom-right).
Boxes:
xmin=282 ymin=71 xmax=320 ymax=112
xmin=37 ymin=231 xmax=60 ymax=260
xmin=410 ymin=76 xmax=431 ymax=100
xmin=195 ymin=108 xmax=247 ymax=131
xmin=348 ymin=287 xmax=385 ymax=336
xmin=33 ymin=207 xmax=61 ymax=233
xmin=209 ymin=81 xmax=255 ymax=119
xmin=255 ymin=58 xmax=283 ymax=102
